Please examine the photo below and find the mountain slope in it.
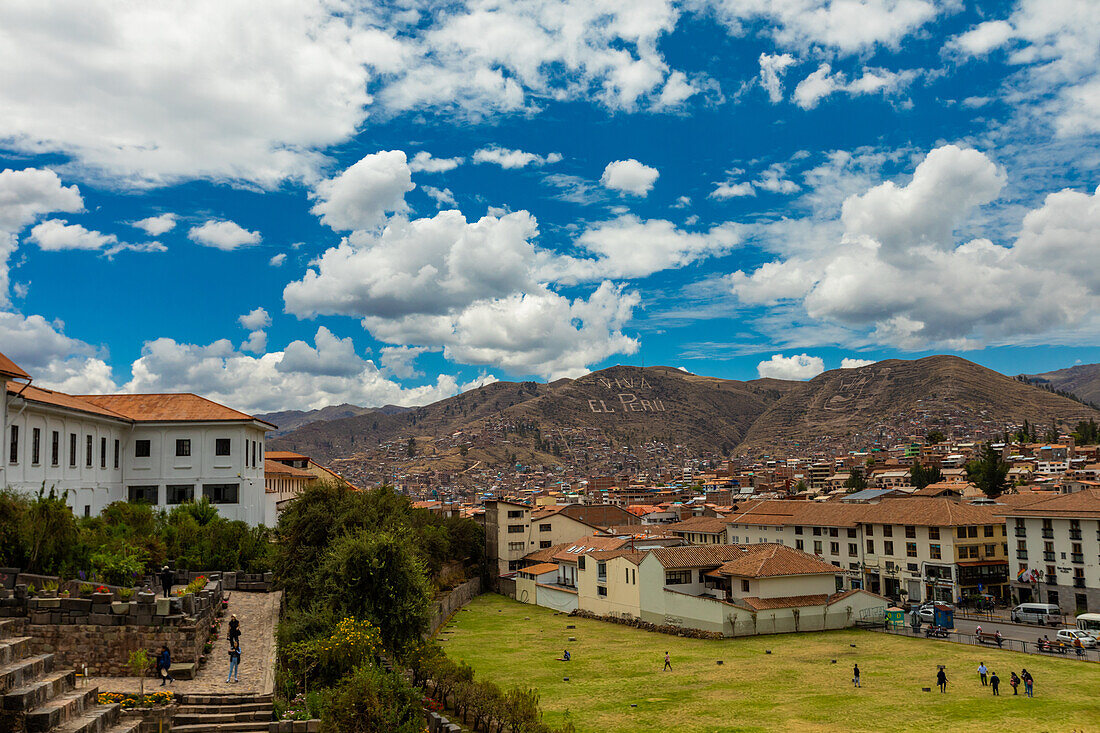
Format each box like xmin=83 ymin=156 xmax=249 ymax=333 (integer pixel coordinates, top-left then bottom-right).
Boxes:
xmin=257 ymin=403 xmax=406 ymax=436
xmin=1023 ymin=363 xmax=1100 ymax=407
xmin=270 ymin=365 xmax=795 ymax=462
xmin=738 ymin=355 xmax=1100 ymax=453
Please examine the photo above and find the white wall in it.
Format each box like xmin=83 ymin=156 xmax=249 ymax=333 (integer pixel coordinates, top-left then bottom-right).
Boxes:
xmin=5 ymin=395 xmax=271 ymax=525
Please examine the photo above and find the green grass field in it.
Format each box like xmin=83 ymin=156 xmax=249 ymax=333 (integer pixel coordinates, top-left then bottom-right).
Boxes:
xmin=438 ymin=593 xmax=1100 ymax=732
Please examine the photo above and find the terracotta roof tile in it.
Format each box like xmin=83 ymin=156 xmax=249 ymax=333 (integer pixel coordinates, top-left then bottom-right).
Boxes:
xmin=264 ymin=459 xmax=315 ymax=478
xmin=77 ymin=393 xmax=273 ymax=426
xmin=666 ymin=516 xmax=729 ymax=535
xmin=519 ymin=563 xmax=559 ymax=575
xmin=8 ymin=382 xmax=130 ymax=420
xmin=716 ymin=544 xmax=840 ymax=578
xmin=995 ymin=488 xmax=1100 ymax=519
xmin=267 ymin=450 xmax=308 ymax=460
xmin=0 ymin=352 xmax=30 ymax=380
xmin=650 ymin=545 xmax=756 ymax=568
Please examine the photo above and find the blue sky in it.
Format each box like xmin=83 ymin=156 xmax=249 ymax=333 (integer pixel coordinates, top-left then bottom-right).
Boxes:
xmin=1 ymin=0 xmax=1099 ymax=412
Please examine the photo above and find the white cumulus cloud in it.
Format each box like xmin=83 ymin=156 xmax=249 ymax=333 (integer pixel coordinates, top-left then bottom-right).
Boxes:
xmin=840 ymin=357 xmax=876 ymax=369
xmin=409 ymin=151 xmax=465 ymax=173
xmin=131 ymin=214 xmax=177 ymax=236
xmin=757 ymin=353 xmax=825 ymax=380
xmin=472 ymin=147 xmax=563 ymax=169
xmin=238 ymin=307 xmax=271 ymax=331
xmin=601 ymin=159 xmax=660 ymax=196
xmin=310 ymin=150 xmax=414 ymax=232
xmin=758 ymin=52 xmax=796 ymax=102
xmin=188 ymin=220 xmax=261 ymax=250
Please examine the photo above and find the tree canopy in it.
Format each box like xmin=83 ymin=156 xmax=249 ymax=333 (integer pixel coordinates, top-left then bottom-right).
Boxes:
xmin=966 ymin=443 xmax=1010 ymax=498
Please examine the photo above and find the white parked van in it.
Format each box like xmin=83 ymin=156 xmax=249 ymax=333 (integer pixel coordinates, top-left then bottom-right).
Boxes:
xmin=1076 ymin=613 xmax=1100 ymax=640
xmin=1011 ymin=603 xmax=1062 ymax=625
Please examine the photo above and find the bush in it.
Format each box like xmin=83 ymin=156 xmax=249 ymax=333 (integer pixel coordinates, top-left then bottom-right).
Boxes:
xmin=321 ymin=666 xmax=423 ymax=733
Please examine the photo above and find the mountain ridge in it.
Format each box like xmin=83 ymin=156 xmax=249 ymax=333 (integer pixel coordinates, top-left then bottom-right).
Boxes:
xmin=269 ymin=356 xmax=1100 ymax=465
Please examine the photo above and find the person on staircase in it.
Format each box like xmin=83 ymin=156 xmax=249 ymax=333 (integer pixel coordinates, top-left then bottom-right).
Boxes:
xmin=227 ymin=641 xmax=241 ymax=684
xmin=157 ymin=645 xmax=175 ymax=685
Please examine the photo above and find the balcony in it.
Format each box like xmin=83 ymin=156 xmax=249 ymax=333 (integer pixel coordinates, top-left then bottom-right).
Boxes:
xmin=1074 ymin=578 xmax=1086 ymax=589
xmin=1016 ymin=551 xmax=1028 ymax=560
xmin=1069 ymin=529 xmax=1083 ymax=540
xmin=1042 ymin=528 xmax=1054 ymax=539
xmin=1072 ymin=553 xmax=1084 ymax=564
xmin=1046 ymin=576 xmax=1059 ymax=586
xmin=1043 ymin=552 xmax=1056 ymax=562
xmin=1014 ymin=527 xmax=1027 ymax=538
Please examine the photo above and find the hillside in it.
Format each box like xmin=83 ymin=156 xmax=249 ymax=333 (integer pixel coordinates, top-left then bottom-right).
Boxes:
xmin=1023 ymin=363 xmax=1100 ymax=407
xmin=258 ymin=403 xmax=409 ymax=436
xmin=738 ymin=355 xmax=1100 ymax=453
xmin=271 ymin=356 xmax=1100 ymax=465
xmin=270 ymin=365 xmax=796 ymax=463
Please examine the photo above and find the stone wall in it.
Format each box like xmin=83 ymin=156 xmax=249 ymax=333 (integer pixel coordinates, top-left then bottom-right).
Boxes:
xmin=0 ymin=580 xmax=225 ymax=676
xmin=428 ymin=578 xmax=482 ymax=636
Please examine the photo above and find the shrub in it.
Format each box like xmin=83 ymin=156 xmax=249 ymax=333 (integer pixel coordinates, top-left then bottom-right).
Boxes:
xmin=321 ymin=665 xmax=423 ymax=733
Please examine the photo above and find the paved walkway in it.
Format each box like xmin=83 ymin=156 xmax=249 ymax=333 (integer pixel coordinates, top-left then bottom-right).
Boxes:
xmin=88 ymin=590 xmax=281 ymax=696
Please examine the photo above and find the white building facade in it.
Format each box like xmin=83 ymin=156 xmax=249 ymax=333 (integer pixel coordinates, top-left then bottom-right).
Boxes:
xmin=2 ymin=353 xmax=274 ymax=526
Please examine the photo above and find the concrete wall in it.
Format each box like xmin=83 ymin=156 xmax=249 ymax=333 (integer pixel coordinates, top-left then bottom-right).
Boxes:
xmin=535 ymin=585 xmax=578 ymax=613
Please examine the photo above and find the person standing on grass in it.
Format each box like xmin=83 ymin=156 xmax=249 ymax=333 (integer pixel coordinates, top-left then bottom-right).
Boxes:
xmin=853 ymin=664 xmax=860 ymax=688
xmin=1009 ymin=672 xmax=1020 ymax=695
xmin=978 ymin=662 xmax=988 ymax=685
xmin=990 ymin=672 xmax=1000 ymax=696
xmin=1022 ymin=669 xmax=1033 ymax=697
xmin=227 ymin=642 xmax=241 ymax=684
xmin=936 ymin=668 xmax=948 ymax=693
xmin=663 ymin=652 xmax=672 ymax=671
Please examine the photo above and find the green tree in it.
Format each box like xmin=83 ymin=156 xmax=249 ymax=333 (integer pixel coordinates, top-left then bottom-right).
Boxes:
xmin=321 ymin=529 xmax=431 ymax=654
xmin=406 ymin=438 xmax=416 ymax=458
xmin=792 ymin=479 xmax=807 ymax=494
xmin=1073 ymin=418 xmax=1099 ymax=445
xmin=925 ymin=430 xmax=945 ymax=444
xmin=843 ymin=473 xmax=867 ymax=493
xmin=26 ymin=487 xmax=81 ymax=575
xmin=910 ymin=461 xmax=943 ymax=491
xmin=966 ymin=443 xmax=1010 ymax=499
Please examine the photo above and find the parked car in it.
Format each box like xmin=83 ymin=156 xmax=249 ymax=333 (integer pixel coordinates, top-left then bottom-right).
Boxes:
xmin=1056 ymin=629 xmax=1096 ymax=648
xmin=1075 ymin=613 xmax=1100 ymax=640
xmin=1011 ymin=603 xmax=1062 ymax=625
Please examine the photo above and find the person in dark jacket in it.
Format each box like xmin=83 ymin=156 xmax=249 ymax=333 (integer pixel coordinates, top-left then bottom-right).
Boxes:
xmin=853 ymin=664 xmax=860 ymax=688
xmin=159 ymin=566 xmax=173 ymax=598
xmin=936 ymin=668 xmax=947 ymax=693
xmin=228 ymin=614 xmax=241 ymax=646
xmin=1009 ymin=672 xmax=1020 ymax=695
xmin=990 ymin=671 xmax=1000 ymax=695
xmin=157 ymin=645 xmax=174 ymax=685
xmin=227 ymin=642 xmax=241 ymax=683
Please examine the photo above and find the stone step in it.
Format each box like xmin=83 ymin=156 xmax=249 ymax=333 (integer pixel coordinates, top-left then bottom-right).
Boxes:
xmin=177 ymin=692 xmax=274 ymax=706
xmin=0 ymin=653 xmax=54 ymax=695
xmin=53 ymin=702 xmax=120 ymax=733
xmin=103 ymin=720 xmax=143 ymax=733
xmin=0 ymin=636 xmax=32 ymax=666
xmin=176 ymin=702 xmax=273 ymax=715
xmin=0 ymin=618 xmax=25 ymax=638
xmin=25 ymin=686 xmax=98 ymax=732
xmin=2 ymin=668 xmax=76 ymax=711
xmin=174 ymin=709 xmax=273 ymax=725
xmin=171 ymin=722 xmax=272 ymax=733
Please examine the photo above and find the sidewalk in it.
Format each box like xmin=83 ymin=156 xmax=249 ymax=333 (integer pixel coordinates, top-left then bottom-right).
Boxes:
xmin=89 ymin=590 xmax=281 ymax=696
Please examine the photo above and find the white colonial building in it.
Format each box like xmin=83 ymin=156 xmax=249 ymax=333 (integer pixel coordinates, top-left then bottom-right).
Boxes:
xmin=1 ymin=351 xmax=276 ymax=526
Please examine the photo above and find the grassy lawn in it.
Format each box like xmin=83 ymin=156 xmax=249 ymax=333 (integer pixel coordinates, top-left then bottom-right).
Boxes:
xmin=438 ymin=593 xmax=1100 ymax=732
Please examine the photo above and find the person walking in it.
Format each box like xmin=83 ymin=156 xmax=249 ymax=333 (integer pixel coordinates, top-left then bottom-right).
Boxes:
xmin=936 ymin=668 xmax=948 ymax=693
xmin=852 ymin=663 xmax=860 ymax=688
xmin=227 ymin=642 xmax=241 ymax=683
xmin=159 ymin=566 xmax=173 ymax=598
xmin=1022 ymin=669 xmax=1033 ymax=697
xmin=228 ymin=614 xmax=241 ymax=646
xmin=157 ymin=645 xmax=174 ymax=685
xmin=1009 ymin=672 xmax=1020 ymax=695
xmin=663 ymin=652 xmax=672 ymax=671
xmin=977 ymin=662 xmax=988 ymax=686
xmin=990 ymin=671 xmax=1000 ymax=696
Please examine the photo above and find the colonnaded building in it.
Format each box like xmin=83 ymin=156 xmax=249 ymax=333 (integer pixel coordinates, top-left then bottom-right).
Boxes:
xmin=0 ymin=350 xmax=278 ymax=525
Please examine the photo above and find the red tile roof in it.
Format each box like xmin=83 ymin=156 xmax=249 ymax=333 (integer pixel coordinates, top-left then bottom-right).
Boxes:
xmin=267 ymin=450 xmax=308 ymax=460
xmin=716 ymin=544 xmax=840 ymax=578
xmin=8 ymin=382 xmax=130 ymax=420
xmin=0 ymin=352 xmax=30 ymax=380
xmin=264 ymin=459 xmax=315 ymax=478
xmin=77 ymin=393 xmax=273 ymax=426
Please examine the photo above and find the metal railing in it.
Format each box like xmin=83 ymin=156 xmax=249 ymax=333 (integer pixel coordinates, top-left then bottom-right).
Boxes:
xmin=876 ymin=626 xmax=1100 ymax=662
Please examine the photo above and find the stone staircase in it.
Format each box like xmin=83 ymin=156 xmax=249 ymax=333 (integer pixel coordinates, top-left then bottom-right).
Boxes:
xmin=171 ymin=692 xmax=274 ymax=733
xmin=0 ymin=618 xmax=140 ymax=733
